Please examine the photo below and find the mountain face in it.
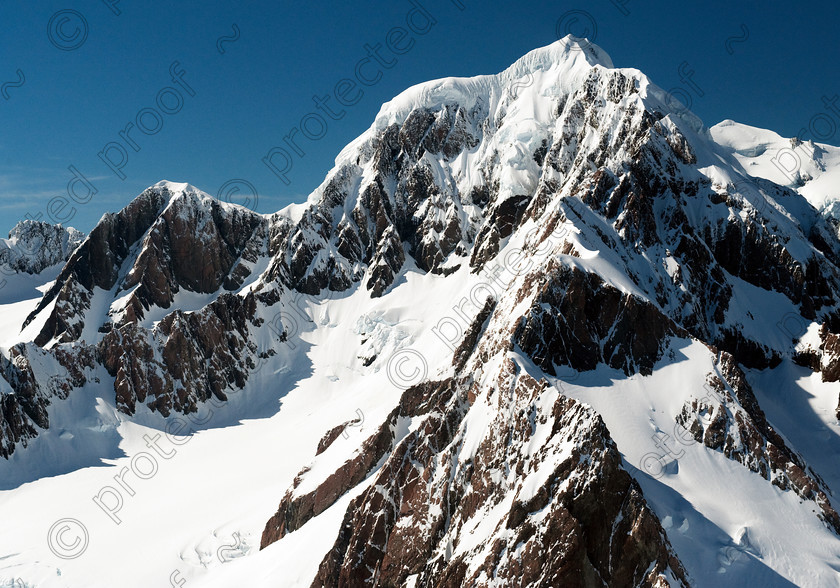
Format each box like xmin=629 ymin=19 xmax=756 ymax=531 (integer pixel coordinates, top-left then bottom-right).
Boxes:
xmin=1 ymin=39 xmax=840 ymax=587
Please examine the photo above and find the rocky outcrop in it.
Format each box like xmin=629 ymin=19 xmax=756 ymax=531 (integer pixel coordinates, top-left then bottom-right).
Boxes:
xmin=100 ymin=292 xmax=262 ymax=416
xmin=453 ymin=295 xmax=495 ymax=372
xmin=1 ymin=265 xmax=281 ymax=454
xmin=24 ymin=183 xmax=266 ymax=346
xmin=261 ymin=106 xmax=477 ymax=300
xmin=514 ymin=262 xmax=681 ymax=376
xmin=23 ymin=188 xmax=167 ymax=345
xmin=261 ymin=400 xmax=401 ymax=548
xmin=114 ymin=190 xmax=265 ymax=324
xmin=825 ymin=331 xmax=840 ymax=383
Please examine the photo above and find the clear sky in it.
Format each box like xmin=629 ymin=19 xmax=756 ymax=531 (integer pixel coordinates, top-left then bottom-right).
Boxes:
xmin=0 ymin=0 xmax=837 ymax=236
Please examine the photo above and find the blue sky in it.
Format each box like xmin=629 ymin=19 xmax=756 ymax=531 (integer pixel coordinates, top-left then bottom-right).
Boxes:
xmin=0 ymin=0 xmax=837 ymax=236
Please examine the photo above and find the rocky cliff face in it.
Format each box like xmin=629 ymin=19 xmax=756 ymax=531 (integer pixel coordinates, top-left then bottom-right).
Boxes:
xmin=99 ymin=292 xmax=262 ymax=416
xmin=266 ymin=360 xmax=689 ymax=587
xmin=23 ymin=182 xmax=268 ymax=347
xmin=2 ymin=38 xmax=840 ymax=585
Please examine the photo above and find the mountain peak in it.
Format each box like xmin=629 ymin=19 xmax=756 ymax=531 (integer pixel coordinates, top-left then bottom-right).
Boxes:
xmin=512 ymin=36 xmax=615 ymax=72
xmin=147 ymin=179 xmax=215 ymax=214
xmin=149 ymin=179 xmax=204 ymax=195
xmin=365 ymin=38 xmax=615 ymax=136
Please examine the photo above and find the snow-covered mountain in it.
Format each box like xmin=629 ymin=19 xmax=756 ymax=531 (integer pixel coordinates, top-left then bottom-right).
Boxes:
xmin=711 ymin=119 xmax=840 ymax=226
xmin=0 ymin=220 xmax=84 ymax=275
xmin=1 ymin=38 xmax=839 ymax=587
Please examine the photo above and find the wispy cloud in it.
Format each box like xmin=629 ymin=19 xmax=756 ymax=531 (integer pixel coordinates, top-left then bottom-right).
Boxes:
xmin=0 ymin=167 xmax=92 ymax=223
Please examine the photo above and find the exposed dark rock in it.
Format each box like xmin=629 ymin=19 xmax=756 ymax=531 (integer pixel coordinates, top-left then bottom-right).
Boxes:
xmin=453 ymin=296 xmax=496 ymax=372
xmin=260 ymin=401 xmax=403 ymax=548
xmin=100 ymin=292 xmax=260 ymax=416
xmin=25 ymin=185 xmax=266 ymax=346
xmin=514 ymin=263 xmax=681 ymax=376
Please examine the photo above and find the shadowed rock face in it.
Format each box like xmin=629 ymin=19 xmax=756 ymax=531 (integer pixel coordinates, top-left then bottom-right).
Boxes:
xmin=514 ymin=263 xmax=681 ymax=376
xmin=825 ymin=332 xmax=840 ymax=385
xmin=24 ymin=185 xmax=266 ymax=346
xmin=25 ymin=189 xmax=169 ymax=345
